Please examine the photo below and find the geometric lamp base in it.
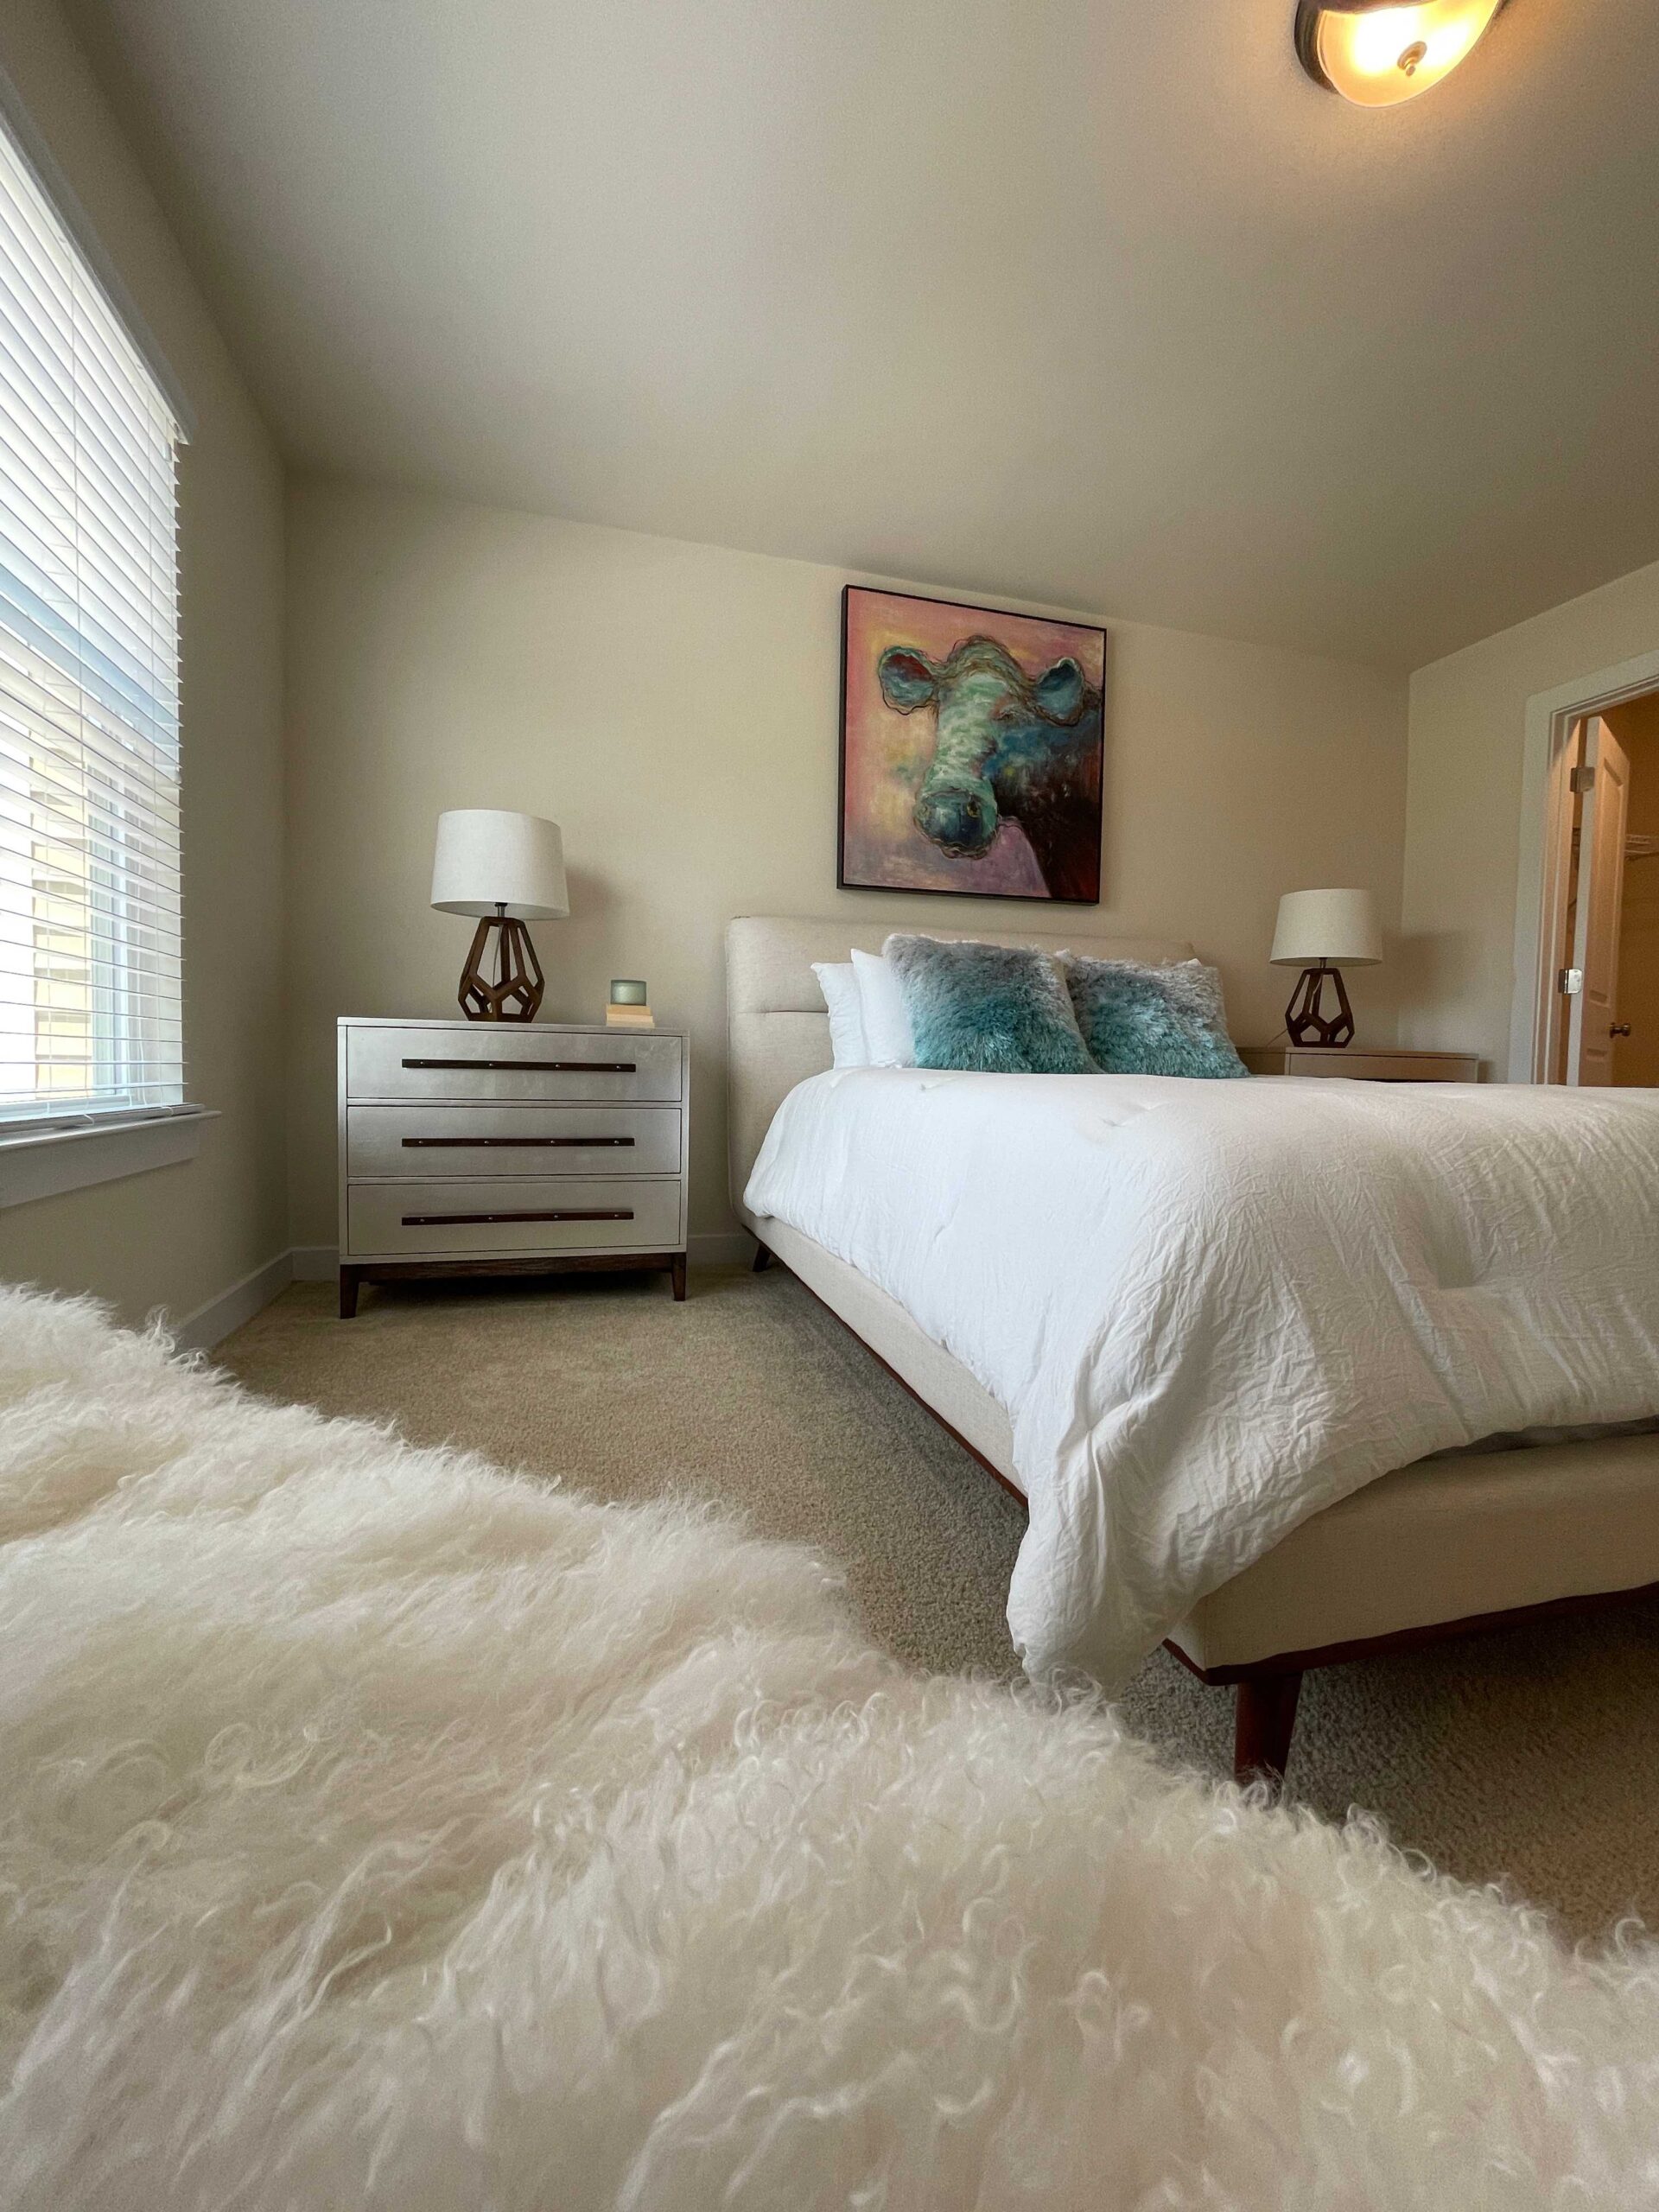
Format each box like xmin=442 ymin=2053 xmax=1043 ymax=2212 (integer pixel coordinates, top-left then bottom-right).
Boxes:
xmin=1284 ymin=961 xmax=1354 ymax=1048
xmin=458 ymin=906 xmax=543 ymax=1021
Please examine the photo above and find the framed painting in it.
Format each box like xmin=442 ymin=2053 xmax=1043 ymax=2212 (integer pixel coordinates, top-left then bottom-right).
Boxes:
xmin=837 ymin=585 xmax=1106 ymax=904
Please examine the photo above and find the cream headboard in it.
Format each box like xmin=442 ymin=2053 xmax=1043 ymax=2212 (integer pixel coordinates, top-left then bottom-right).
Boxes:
xmin=724 ymin=914 xmax=1196 ymax=1213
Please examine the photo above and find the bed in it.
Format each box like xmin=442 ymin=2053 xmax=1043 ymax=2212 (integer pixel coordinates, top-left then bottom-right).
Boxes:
xmin=726 ymin=914 xmax=1659 ymax=1781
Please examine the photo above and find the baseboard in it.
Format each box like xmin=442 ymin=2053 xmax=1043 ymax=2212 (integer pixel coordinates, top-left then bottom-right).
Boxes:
xmin=689 ymin=1231 xmax=753 ymax=1267
xmin=173 ymin=1250 xmax=295 ymax=1352
xmin=290 ymin=1235 xmax=753 ymax=1279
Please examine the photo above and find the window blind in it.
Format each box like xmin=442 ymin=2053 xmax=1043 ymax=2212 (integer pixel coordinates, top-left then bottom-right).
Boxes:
xmin=0 ymin=109 xmax=183 ymax=1127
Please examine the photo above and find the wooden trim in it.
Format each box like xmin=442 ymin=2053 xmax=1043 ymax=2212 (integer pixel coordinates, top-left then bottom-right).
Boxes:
xmin=397 ymin=1207 xmax=633 ymax=1226
xmin=353 ymin=1253 xmax=677 ymax=1280
xmin=400 ymin=1057 xmax=638 ymax=1074
xmin=1166 ymin=1574 xmax=1659 ymax=1688
xmin=400 ymin=1135 xmax=635 ymax=1148
xmin=339 ymin=1250 xmax=685 ymax=1319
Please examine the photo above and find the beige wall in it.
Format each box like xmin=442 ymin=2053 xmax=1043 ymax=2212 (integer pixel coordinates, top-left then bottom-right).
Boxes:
xmin=0 ymin=2 xmax=286 ymax=1325
xmin=1401 ymin=555 xmax=1659 ymax=1073
xmin=1605 ymin=695 xmax=1659 ymax=1090
xmin=285 ymin=476 xmax=1408 ymax=1250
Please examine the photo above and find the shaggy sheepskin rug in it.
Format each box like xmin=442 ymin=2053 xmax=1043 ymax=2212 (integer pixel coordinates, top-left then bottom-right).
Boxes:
xmin=2 ymin=1287 xmax=1658 ymax=2210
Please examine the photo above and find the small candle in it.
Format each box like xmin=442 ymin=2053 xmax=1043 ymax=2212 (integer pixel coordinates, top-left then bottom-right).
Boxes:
xmin=609 ymin=978 xmax=648 ymax=1006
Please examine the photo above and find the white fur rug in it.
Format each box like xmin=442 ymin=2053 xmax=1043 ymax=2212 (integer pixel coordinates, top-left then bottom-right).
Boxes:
xmin=2 ymin=1287 xmax=1657 ymax=2210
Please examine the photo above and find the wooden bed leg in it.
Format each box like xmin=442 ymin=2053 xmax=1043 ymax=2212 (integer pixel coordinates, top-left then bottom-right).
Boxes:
xmin=1233 ymin=1671 xmax=1302 ymax=1791
xmin=752 ymin=1241 xmax=773 ymax=1272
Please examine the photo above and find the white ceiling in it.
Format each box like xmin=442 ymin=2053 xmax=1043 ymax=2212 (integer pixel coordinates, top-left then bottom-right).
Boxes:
xmin=62 ymin=0 xmax=1659 ymax=669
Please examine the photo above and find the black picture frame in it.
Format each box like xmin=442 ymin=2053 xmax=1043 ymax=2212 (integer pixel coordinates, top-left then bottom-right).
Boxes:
xmin=836 ymin=584 xmax=1106 ymax=906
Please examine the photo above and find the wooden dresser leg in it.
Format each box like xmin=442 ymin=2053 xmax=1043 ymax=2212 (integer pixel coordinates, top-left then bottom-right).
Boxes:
xmin=752 ymin=1241 xmax=773 ymax=1272
xmin=1233 ymin=1671 xmax=1302 ymax=1791
xmin=339 ymin=1266 xmax=361 ymax=1320
xmin=670 ymin=1252 xmax=687 ymax=1301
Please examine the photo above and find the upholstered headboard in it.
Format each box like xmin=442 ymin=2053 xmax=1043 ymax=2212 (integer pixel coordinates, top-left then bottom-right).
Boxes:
xmin=724 ymin=914 xmax=1196 ymax=1212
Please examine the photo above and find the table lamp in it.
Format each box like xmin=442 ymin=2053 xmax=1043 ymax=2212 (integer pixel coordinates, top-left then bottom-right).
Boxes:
xmin=1270 ymin=888 xmax=1381 ymax=1048
xmin=430 ymin=809 xmax=569 ymax=1021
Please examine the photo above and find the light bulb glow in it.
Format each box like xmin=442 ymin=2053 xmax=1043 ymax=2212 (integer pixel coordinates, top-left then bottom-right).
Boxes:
xmin=1307 ymin=0 xmax=1504 ymax=105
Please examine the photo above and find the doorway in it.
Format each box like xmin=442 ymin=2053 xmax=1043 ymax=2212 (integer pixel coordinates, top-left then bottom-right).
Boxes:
xmin=1539 ymin=693 xmax=1659 ymax=1086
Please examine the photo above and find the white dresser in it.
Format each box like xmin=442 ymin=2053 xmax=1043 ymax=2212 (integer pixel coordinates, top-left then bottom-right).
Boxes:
xmin=337 ymin=1018 xmax=689 ymax=1316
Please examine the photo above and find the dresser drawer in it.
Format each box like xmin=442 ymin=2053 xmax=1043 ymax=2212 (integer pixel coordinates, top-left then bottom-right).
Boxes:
xmin=346 ymin=1103 xmax=681 ymax=1180
xmin=346 ymin=1025 xmax=683 ymax=1103
xmin=346 ymin=1175 xmax=683 ymax=1259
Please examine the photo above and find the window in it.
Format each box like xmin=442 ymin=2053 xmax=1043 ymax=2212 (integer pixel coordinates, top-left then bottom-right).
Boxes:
xmin=0 ymin=105 xmax=184 ymax=1134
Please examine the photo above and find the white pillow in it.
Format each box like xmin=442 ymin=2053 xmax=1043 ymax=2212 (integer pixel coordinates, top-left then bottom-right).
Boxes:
xmin=811 ymin=961 xmax=871 ymax=1068
xmin=850 ymin=947 xmax=916 ymax=1068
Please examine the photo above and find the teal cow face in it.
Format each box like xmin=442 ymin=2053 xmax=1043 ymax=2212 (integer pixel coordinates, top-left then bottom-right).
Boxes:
xmin=878 ymin=636 xmax=1091 ymax=863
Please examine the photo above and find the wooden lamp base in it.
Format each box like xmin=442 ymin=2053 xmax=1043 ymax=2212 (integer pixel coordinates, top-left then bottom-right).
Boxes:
xmin=1284 ymin=961 xmax=1354 ymax=1048
xmin=458 ymin=906 xmax=544 ymax=1021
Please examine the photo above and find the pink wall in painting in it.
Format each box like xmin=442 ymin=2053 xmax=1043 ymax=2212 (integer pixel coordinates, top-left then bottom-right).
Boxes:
xmin=841 ymin=589 xmax=1106 ymax=900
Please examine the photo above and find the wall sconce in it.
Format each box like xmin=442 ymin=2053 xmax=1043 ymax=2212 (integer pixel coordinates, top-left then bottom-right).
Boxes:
xmin=1295 ymin=0 xmax=1508 ymax=106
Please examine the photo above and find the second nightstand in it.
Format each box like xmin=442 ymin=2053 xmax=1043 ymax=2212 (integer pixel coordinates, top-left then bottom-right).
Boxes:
xmin=1240 ymin=1046 xmax=1481 ymax=1082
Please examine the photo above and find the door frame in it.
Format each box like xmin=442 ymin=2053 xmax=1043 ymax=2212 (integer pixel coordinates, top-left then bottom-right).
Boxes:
xmin=1509 ymin=646 xmax=1659 ymax=1083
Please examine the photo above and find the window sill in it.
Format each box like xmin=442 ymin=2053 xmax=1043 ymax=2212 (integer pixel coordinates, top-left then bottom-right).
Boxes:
xmin=0 ymin=1107 xmax=218 ymax=1211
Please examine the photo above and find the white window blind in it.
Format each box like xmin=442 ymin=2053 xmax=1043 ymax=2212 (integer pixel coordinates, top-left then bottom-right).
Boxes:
xmin=0 ymin=109 xmax=183 ymax=1128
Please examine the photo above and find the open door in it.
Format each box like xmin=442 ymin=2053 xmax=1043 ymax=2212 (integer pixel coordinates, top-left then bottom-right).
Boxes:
xmin=1566 ymin=715 xmax=1631 ymax=1085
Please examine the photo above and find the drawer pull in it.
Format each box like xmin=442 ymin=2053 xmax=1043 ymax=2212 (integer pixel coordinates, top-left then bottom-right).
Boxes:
xmin=399 ymin=1135 xmax=636 ymax=1149
xmin=400 ymin=1208 xmax=636 ymax=1227
xmin=400 ymin=1057 xmax=638 ymax=1074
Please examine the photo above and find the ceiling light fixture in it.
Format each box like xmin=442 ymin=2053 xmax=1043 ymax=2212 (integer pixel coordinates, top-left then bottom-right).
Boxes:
xmin=1294 ymin=0 xmax=1508 ymax=106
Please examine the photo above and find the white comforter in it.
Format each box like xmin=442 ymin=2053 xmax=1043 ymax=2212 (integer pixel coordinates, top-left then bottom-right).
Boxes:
xmin=745 ymin=1071 xmax=1659 ymax=1688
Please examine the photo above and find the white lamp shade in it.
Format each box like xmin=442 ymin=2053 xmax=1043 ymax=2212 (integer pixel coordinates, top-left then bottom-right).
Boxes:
xmin=430 ymin=810 xmax=569 ymax=919
xmin=1271 ymin=888 xmax=1382 ymax=968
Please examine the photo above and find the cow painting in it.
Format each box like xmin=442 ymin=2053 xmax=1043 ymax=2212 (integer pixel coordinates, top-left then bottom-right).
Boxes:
xmin=838 ymin=588 xmax=1105 ymax=904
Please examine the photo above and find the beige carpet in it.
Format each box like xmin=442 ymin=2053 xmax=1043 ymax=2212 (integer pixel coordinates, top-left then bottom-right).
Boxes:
xmin=218 ymin=1267 xmax=1659 ymax=1942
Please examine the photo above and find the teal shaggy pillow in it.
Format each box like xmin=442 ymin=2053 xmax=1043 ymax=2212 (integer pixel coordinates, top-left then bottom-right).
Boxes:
xmin=883 ymin=935 xmax=1095 ymax=1076
xmin=1065 ymin=957 xmax=1249 ymax=1079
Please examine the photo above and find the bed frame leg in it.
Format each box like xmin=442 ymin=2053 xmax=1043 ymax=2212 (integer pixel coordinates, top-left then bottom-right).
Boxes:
xmin=752 ymin=1241 xmax=774 ymax=1273
xmin=1233 ymin=1671 xmax=1302 ymax=1791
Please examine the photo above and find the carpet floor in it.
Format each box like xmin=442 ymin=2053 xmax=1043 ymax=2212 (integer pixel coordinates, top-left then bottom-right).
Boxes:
xmin=218 ymin=1267 xmax=1659 ymax=1943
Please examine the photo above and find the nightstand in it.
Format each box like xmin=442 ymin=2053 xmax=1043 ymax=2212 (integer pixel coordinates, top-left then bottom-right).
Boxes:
xmin=337 ymin=1018 xmax=690 ymax=1316
xmin=1240 ymin=1046 xmax=1481 ymax=1082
